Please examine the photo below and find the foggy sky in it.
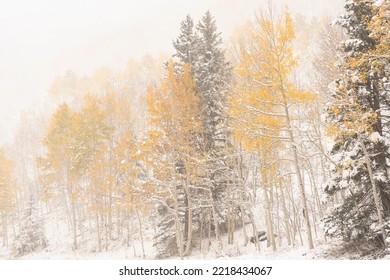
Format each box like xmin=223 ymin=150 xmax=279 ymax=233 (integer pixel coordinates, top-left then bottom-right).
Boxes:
xmin=0 ymin=0 xmax=344 ymax=145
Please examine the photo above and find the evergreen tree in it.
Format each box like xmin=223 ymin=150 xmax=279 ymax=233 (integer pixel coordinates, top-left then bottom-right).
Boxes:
xmin=324 ymin=0 xmax=390 ymax=246
xmin=173 ymin=15 xmax=199 ymax=69
xmin=12 ymin=199 xmax=47 ymax=257
xmin=195 ymin=11 xmax=232 ymax=152
xmin=173 ymin=12 xmax=234 ymax=244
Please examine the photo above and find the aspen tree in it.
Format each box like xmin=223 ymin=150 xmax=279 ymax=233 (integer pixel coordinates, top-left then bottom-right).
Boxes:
xmin=146 ymin=62 xmax=203 ymax=258
xmin=230 ymin=7 xmax=315 ymax=249
xmin=0 ymin=149 xmax=16 ymax=247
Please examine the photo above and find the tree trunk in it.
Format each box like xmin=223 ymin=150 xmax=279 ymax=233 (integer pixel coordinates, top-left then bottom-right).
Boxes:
xmin=280 ymin=185 xmax=292 ymax=246
xmin=207 ymin=214 xmax=211 ymax=252
xmin=199 ymin=214 xmax=203 ymax=251
xmin=279 ymin=64 xmax=314 ymax=249
xmin=183 ymin=176 xmax=193 ymax=256
xmin=96 ymin=214 xmax=101 ymax=252
xmin=248 ymin=210 xmax=260 ymax=251
xmin=264 ymin=188 xmax=276 ymax=251
xmin=70 ymin=192 xmax=77 ymax=250
xmin=108 ymin=186 xmax=113 ymax=240
xmin=174 ymin=184 xmax=184 ymax=259
xmin=359 ymin=136 xmax=387 ymax=246
xmin=227 ymin=184 xmax=233 ymax=245
xmin=136 ymin=208 xmax=146 ymax=258
xmin=2 ymin=212 xmax=8 ymax=247
xmin=126 ymin=213 xmax=130 ymax=247
xmin=275 ymin=187 xmax=282 ymax=246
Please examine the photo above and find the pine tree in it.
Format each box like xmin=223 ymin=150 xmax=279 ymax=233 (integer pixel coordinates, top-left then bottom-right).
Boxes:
xmin=173 ymin=15 xmax=199 ymax=69
xmin=12 ymin=199 xmax=47 ymax=257
xmin=195 ymin=11 xmax=232 ymax=152
xmin=173 ymin=12 xmax=234 ymax=244
xmin=324 ymin=0 xmax=390 ymax=247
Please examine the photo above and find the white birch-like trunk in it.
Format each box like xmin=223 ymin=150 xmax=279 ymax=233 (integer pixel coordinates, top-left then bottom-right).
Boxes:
xmin=359 ymin=136 xmax=387 ymax=245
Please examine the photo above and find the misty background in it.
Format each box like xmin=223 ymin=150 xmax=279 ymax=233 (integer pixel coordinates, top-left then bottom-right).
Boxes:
xmin=0 ymin=0 xmax=344 ymax=145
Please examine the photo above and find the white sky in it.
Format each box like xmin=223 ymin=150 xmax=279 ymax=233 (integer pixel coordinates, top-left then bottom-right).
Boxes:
xmin=0 ymin=0 xmax=344 ymax=145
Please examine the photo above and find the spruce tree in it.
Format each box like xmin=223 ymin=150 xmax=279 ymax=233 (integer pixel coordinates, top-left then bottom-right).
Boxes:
xmin=195 ymin=11 xmax=232 ymax=152
xmin=324 ymin=0 xmax=390 ymax=247
xmin=172 ymin=11 xmax=234 ymax=243
xmin=12 ymin=199 xmax=47 ymax=257
xmin=173 ymin=15 xmax=199 ymax=69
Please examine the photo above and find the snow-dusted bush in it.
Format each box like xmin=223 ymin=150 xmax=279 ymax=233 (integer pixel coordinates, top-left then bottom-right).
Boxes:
xmin=12 ymin=201 xmax=47 ymax=257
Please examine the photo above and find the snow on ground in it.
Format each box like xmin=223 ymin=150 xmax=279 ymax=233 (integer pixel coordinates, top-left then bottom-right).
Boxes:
xmin=3 ymin=237 xmax=332 ymax=260
xmin=1 ymin=212 xmax=332 ymax=260
xmin=1 ymin=210 xmax=156 ymax=260
xmin=1 ymin=210 xmax=388 ymax=260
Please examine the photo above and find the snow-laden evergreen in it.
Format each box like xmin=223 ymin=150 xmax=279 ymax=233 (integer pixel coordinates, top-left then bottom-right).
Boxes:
xmin=12 ymin=200 xmax=47 ymax=257
xmin=152 ymin=11 xmax=235 ymax=258
xmin=324 ymin=0 xmax=390 ymax=246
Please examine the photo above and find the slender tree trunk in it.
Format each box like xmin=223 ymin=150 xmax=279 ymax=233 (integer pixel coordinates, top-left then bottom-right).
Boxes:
xmin=275 ymin=187 xmax=282 ymax=246
xmin=309 ymin=163 xmax=324 ymax=219
xmin=280 ymin=185 xmax=292 ymax=246
xmin=359 ymin=136 xmax=387 ymax=245
xmin=278 ymin=59 xmax=314 ymax=248
xmin=288 ymin=136 xmax=314 ymax=249
xmin=207 ymin=186 xmax=221 ymax=251
xmin=174 ymin=184 xmax=184 ymax=259
xmin=264 ymin=188 xmax=276 ymax=251
xmin=207 ymin=214 xmax=212 ymax=252
xmin=227 ymin=184 xmax=233 ymax=245
xmin=116 ymin=208 xmax=121 ymax=238
xmin=136 ymin=208 xmax=145 ymax=258
xmin=199 ymin=214 xmax=203 ymax=251
xmin=306 ymin=168 xmax=318 ymax=237
xmin=236 ymin=146 xmax=248 ymax=246
xmin=108 ymin=186 xmax=113 ymax=240
xmin=126 ymin=212 xmax=130 ymax=247
xmin=105 ymin=213 xmax=108 ymax=251
xmin=248 ymin=210 xmax=260 ymax=251
xmin=2 ymin=212 xmax=8 ymax=247
xmin=70 ymin=191 xmax=77 ymax=250
xmin=11 ymin=215 xmax=16 ymax=239
xmin=184 ymin=176 xmax=193 ymax=256
xmin=96 ymin=214 xmax=101 ymax=252
xmin=231 ymin=193 xmax=236 ymax=243
xmin=240 ymin=204 xmax=249 ymax=246
xmin=288 ymin=177 xmax=302 ymax=246
xmin=211 ymin=203 xmax=221 ymax=251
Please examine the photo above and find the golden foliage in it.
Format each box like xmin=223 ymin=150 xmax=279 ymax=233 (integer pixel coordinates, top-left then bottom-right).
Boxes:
xmin=0 ymin=149 xmax=16 ymax=214
xmin=230 ymin=9 xmax=314 ymax=152
xmin=145 ymin=60 xmax=204 ymax=200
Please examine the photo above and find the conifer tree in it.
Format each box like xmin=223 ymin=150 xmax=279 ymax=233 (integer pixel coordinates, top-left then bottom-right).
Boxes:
xmin=173 ymin=12 xmax=233 ymax=242
xmin=12 ymin=199 xmax=47 ymax=257
xmin=324 ymin=0 xmax=390 ymax=246
xmin=173 ymin=15 xmax=199 ymax=69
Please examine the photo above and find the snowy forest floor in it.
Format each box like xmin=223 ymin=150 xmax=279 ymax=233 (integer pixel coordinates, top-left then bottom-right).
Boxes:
xmin=2 ymin=210 xmax=390 ymax=260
